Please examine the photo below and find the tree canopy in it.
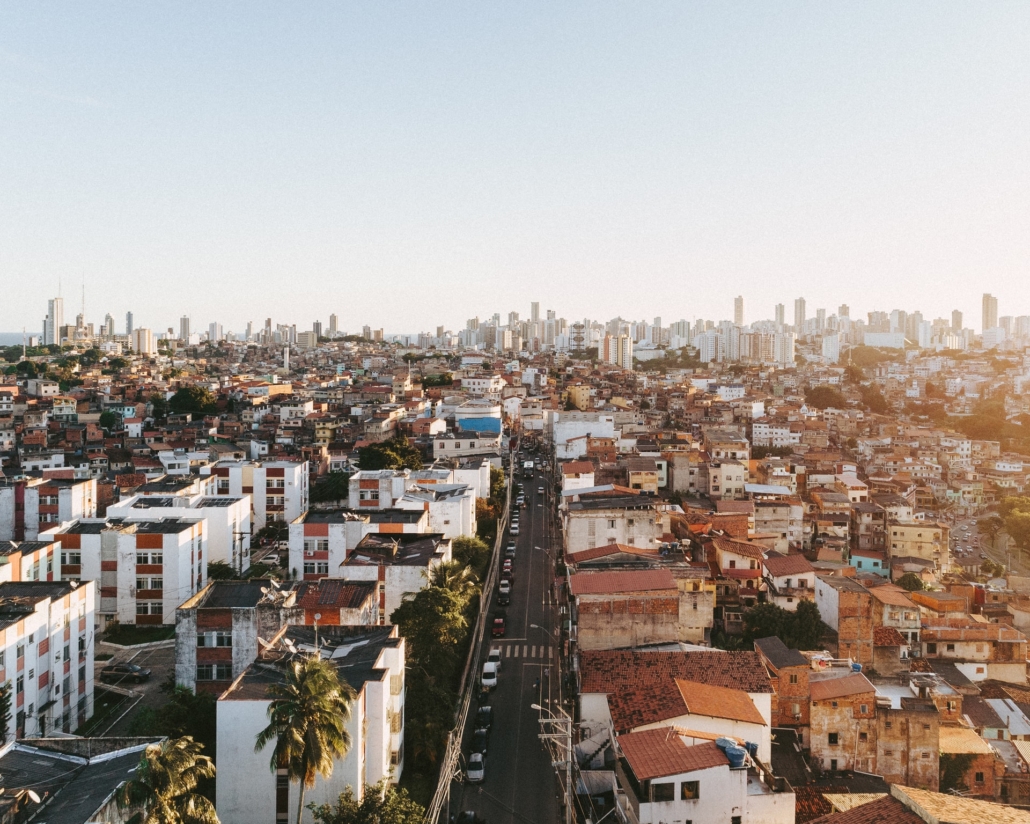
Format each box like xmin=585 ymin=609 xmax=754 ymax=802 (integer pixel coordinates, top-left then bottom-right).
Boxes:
xmin=117 ymin=737 xmax=218 ymax=824
xmin=168 ymin=385 xmax=218 ymax=415
xmin=1000 ymin=498 xmax=1030 ymax=550
xmin=804 ymin=385 xmax=846 ymax=410
xmin=896 ymin=572 xmax=925 ymax=592
xmin=356 ymin=436 xmax=423 ymax=471
xmin=309 ymin=781 xmax=424 ymax=824
xmin=744 ymin=601 xmax=825 ymax=650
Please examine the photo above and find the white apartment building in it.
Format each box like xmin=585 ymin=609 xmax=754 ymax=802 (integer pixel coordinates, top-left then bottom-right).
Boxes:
xmin=43 ymin=518 xmax=207 ymax=628
xmin=348 ymin=469 xmax=413 ymax=511
xmin=460 ymin=374 xmax=507 ymax=399
xmin=107 ymin=493 xmax=252 ymax=571
xmin=0 ymin=477 xmax=97 ymax=542
xmin=217 ymin=626 xmax=405 ymax=824
xmin=431 ymin=431 xmax=503 ymax=460
xmin=550 ymin=412 xmax=617 ymax=460
xmin=0 ymin=580 xmax=96 ymax=739
xmin=206 ymin=460 xmax=308 ymax=530
xmin=563 ymin=493 xmax=664 ymax=554
xmin=0 ymin=539 xmax=61 ymax=583
xmin=751 ymin=419 xmax=803 ymax=448
xmin=341 ymin=533 xmax=452 ymax=621
xmin=394 ymin=483 xmax=476 ymax=539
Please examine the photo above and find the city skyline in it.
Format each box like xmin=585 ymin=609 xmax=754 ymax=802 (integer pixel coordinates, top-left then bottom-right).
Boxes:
xmin=3 ymin=4 xmax=1030 ymax=331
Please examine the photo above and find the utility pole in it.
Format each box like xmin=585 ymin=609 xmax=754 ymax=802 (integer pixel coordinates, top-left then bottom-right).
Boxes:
xmin=534 ymin=703 xmax=573 ymax=824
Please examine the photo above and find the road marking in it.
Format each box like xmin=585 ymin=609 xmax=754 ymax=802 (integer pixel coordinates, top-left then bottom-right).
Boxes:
xmin=532 ymin=645 xmax=538 ymax=657
xmin=513 ymin=645 xmax=520 ymax=658
xmin=505 ymin=646 xmax=511 ymax=658
xmin=523 ymin=644 xmax=528 ymax=657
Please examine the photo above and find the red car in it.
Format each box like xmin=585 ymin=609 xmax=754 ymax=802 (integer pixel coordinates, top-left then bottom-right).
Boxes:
xmin=492 ymin=617 xmax=506 ymax=637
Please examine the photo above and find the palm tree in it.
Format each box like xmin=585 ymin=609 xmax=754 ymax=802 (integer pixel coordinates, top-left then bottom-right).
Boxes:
xmin=117 ymin=736 xmax=218 ymax=824
xmin=255 ymin=655 xmax=356 ymax=824
xmin=429 ymin=559 xmax=478 ymax=595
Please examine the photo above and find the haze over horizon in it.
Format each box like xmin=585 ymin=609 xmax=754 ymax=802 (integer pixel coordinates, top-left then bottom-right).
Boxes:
xmin=3 ymin=3 xmax=1029 ymax=333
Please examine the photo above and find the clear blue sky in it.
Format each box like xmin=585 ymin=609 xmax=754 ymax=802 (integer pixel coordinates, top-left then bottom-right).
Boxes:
xmin=2 ymin=3 xmax=1029 ymax=335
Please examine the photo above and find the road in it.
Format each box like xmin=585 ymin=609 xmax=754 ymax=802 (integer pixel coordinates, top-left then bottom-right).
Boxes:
xmin=449 ymin=463 xmax=562 ymax=824
xmin=952 ymin=515 xmax=1022 ymax=575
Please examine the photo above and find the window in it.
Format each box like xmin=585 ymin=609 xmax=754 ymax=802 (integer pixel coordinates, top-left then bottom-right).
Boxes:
xmin=63 ymin=551 xmax=81 ymax=566
xmin=680 ymin=780 xmax=699 ymax=800
xmin=732 ymin=817 xmax=741 ymax=824
xmin=137 ymin=551 xmax=163 ymax=565
xmin=304 ymin=562 xmax=316 ymax=575
xmin=884 ymin=749 xmax=894 ymax=756
xmin=828 ymin=732 xmax=839 ymax=746
xmin=304 ymin=539 xmax=329 ymax=554
xmin=829 ymin=759 xmax=838 ymax=772
xmin=16 ymin=643 xmax=25 ymax=659
xmin=16 ymin=675 xmax=23 ymax=694
xmin=859 ymin=732 xmax=868 ymax=743
xmin=0 ymin=651 xmax=4 ymax=668
xmin=922 ymin=752 xmax=930 ymax=759
xmin=789 ymin=673 xmax=799 ymax=684
xmin=946 ymin=643 xmax=955 ymax=652
xmin=975 ymin=772 xmax=985 ymax=783
xmin=729 ymin=560 xmax=736 ymax=569
xmin=860 ymin=704 xmax=868 ymax=714
xmin=198 ymin=632 xmax=232 ymax=648
xmin=316 ymin=562 xmax=328 ymax=575
xmin=926 ymin=643 xmax=937 ymax=654
xmin=266 ymin=478 xmax=285 ymax=489
xmin=922 ymin=723 xmax=930 ymax=731
xmin=136 ymin=577 xmax=163 ymax=591
xmin=650 ymin=782 xmax=674 ymax=802
xmin=831 ymin=701 xmax=838 ymax=708
xmin=607 ymin=520 xmax=616 ymax=529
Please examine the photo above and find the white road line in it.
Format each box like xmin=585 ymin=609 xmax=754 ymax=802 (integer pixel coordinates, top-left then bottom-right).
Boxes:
xmin=531 ymin=645 xmax=537 ymax=657
xmin=523 ymin=644 xmax=528 ymax=657
xmin=505 ymin=646 xmax=512 ymax=658
xmin=513 ymin=645 xmax=520 ymax=658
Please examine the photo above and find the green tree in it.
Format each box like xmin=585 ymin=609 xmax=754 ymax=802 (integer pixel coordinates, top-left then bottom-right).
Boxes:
xmin=169 ymin=386 xmax=218 ymax=415
xmin=150 ymin=393 xmax=169 ymax=419
xmin=939 ymin=752 xmax=976 ymax=793
xmin=451 ymin=536 xmax=490 ymax=576
xmin=206 ymin=562 xmax=237 ymax=581
xmin=858 ymin=384 xmax=889 ymax=414
xmin=981 ymin=515 xmax=1005 ymax=549
xmin=310 ymin=780 xmax=425 ymax=824
xmin=108 ymin=356 xmax=129 ymax=370
xmin=255 ymin=656 xmax=357 ymax=824
xmin=896 ymin=572 xmax=925 ymax=592
xmin=117 ymin=737 xmax=218 ymax=824
xmin=804 ymin=385 xmax=847 ymax=409
xmin=311 ymin=472 xmax=351 ymax=503
xmin=99 ymin=410 xmax=119 ymax=430
xmin=356 ymin=436 xmax=423 ymax=471
xmin=128 ymin=684 xmax=218 ymax=762
xmin=744 ymin=600 xmax=824 ymax=650
xmin=421 ymin=373 xmax=453 ymax=388
xmin=428 ymin=560 xmax=477 ymax=599
xmin=390 ymin=587 xmax=469 ymax=679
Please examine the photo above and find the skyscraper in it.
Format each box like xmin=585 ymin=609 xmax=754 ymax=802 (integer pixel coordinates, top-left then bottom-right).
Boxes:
xmin=793 ymin=298 xmax=806 ymax=332
xmin=530 ymin=302 xmax=540 ymax=323
xmin=180 ymin=315 xmax=191 ymax=341
xmin=983 ymin=293 xmax=998 ymax=332
xmin=44 ymin=297 xmax=64 ymax=346
xmin=328 ymin=314 xmax=338 ymax=335
xmin=838 ymin=304 xmax=850 ymax=319
xmin=951 ymin=310 xmax=963 ymax=331
xmin=774 ymin=303 xmax=785 ymax=329
xmin=734 ymin=296 xmax=743 ymax=327
xmin=126 ymin=311 xmax=134 ymax=336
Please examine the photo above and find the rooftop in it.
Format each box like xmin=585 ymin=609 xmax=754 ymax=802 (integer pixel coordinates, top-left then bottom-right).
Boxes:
xmin=569 ymin=568 xmax=677 ymax=596
xmin=619 ymin=729 xmax=728 ymax=781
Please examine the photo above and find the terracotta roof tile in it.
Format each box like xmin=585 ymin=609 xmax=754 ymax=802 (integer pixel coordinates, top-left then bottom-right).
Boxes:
xmin=712 ymin=536 xmax=766 ymax=560
xmin=809 ymin=673 xmax=875 ymax=702
xmin=763 ymin=552 xmax=816 ymax=577
xmin=569 ymin=569 xmax=677 ymax=596
xmin=580 ymin=650 xmax=772 ymax=733
xmin=618 ymin=729 xmax=728 ymax=781
xmin=873 ymin=627 xmax=907 ymax=646
xmin=675 ymin=679 xmax=766 ymax=726
xmin=808 ymin=795 xmax=923 ymax=824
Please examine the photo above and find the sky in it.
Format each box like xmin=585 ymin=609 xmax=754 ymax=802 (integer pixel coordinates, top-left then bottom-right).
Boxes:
xmin=2 ymin=2 xmax=1029 ymax=335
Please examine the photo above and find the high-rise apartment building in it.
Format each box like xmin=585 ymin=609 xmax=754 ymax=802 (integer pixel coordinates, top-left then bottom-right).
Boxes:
xmin=103 ymin=313 xmax=115 ymax=337
xmin=126 ymin=311 xmax=134 ymax=336
xmin=774 ymin=303 xmax=785 ymax=329
xmin=44 ymin=297 xmax=64 ymax=346
xmin=838 ymin=304 xmax=850 ymax=319
xmin=180 ymin=315 xmax=191 ymax=341
xmin=983 ymin=293 xmax=998 ymax=332
xmin=951 ymin=310 xmax=963 ymax=331
xmin=132 ymin=327 xmax=156 ymax=356
xmin=208 ymin=322 xmax=223 ymax=342
xmin=328 ymin=313 xmax=338 ymax=335
xmin=312 ymin=321 xmax=322 ymax=340
xmin=734 ymin=296 xmax=744 ymax=327
xmin=531 ymin=302 xmax=540 ymax=322
xmin=793 ymin=298 xmax=806 ymax=332
xmin=602 ymin=334 xmax=633 ymax=370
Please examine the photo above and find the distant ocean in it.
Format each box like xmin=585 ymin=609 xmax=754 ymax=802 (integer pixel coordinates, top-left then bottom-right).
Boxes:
xmin=0 ymin=333 xmax=41 ymax=346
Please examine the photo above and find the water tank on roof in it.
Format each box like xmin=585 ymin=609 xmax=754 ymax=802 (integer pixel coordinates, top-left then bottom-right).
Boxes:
xmin=851 ymin=662 xmax=863 ymax=673
xmin=725 ymin=746 xmax=747 ymax=769
xmin=715 ymin=737 xmax=735 ymax=752
xmin=745 ymin=741 xmax=759 ymax=760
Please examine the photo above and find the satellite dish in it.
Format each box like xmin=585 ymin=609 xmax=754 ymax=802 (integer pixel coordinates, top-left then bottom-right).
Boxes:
xmin=27 ymin=791 xmax=40 ymax=804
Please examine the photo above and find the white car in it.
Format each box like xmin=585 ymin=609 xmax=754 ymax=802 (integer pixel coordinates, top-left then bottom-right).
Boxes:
xmin=509 ymin=523 xmax=520 ymax=535
xmin=467 ymin=752 xmax=485 ymax=783
xmin=499 ymin=579 xmax=511 ymax=596
xmin=488 ymin=648 xmax=502 ymax=670
xmin=481 ymin=662 xmax=498 ymax=690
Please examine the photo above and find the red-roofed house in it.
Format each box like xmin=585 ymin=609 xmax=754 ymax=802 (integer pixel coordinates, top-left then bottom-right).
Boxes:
xmin=570 ymin=568 xmax=711 ymax=647
xmin=762 ymin=551 xmax=816 ymax=611
xmin=616 ymin=727 xmax=793 ymax=824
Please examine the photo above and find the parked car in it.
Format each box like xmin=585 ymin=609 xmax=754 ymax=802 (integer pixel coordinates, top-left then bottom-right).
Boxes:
xmin=456 ymin=812 xmax=484 ymax=824
xmin=498 ymin=579 xmax=511 ymax=595
xmin=467 ymin=752 xmax=485 ymax=783
xmin=509 ymin=523 xmax=520 ymax=535
xmin=537 ymin=486 xmax=544 ymax=494
xmin=473 ymin=727 xmax=489 ymax=755
xmin=497 ymin=591 xmax=510 ymax=606
xmin=505 ymin=542 xmax=516 ymax=558
xmin=100 ymin=663 xmax=152 ymax=684
xmin=491 ymin=617 xmax=506 ymax=637
xmin=475 ymin=705 xmax=493 ymax=731
xmin=481 ymin=661 xmax=498 ymax=689
xmin=488 ymin=648 xmax=502 ymax=670
xmin=501 ymin=569 xmax=514 ymax=584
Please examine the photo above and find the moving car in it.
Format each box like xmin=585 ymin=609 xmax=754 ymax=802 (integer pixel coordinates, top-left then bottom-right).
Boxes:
xmin=481 ymin=661 xmax=498 ymax=689
xmin=467 ymin=752 xmax=485 ymax=783
xmin=537 ymin=487 xmax=544 ymax=494
xmin=491 ymin=617 xmax=506 ymax=637
xmin=100 ymin=663 xmax=152 ymax=684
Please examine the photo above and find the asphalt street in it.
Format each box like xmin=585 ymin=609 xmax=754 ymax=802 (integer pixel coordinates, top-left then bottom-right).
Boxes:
xmin=450 ymin=464 xmax=562 ymax=824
